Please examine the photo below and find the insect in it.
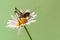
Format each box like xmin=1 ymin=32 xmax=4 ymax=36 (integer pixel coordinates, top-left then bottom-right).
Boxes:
xmin=15 ymin=8 xmax=30 ymax=18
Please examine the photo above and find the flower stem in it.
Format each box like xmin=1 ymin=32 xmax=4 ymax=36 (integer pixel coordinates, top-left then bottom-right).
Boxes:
xmin=24 ymin=26 xmax=32 ymax=40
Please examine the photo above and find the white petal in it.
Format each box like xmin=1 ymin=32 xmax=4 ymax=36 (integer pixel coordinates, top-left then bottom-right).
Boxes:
xmin=28 ymin=18 xmax=35 ymax=21
xmin=26 ymin=22 xmax=30 ymax=25
xmin=11 ymin=15 xmax=15 ymax=19
xmin=26 ymin=20 xmax=36 ymax=25
xmin=28 ymin=20 xmax=36 ymax=23
xmin=32 ymin=14 xmax=37 ymax=17
xmin=6 ymin=25 xmax=18 ymax=28
xmin=17 ymin=27 xmax=22 ymax=36
xmin=30 ymin=12 xmax=35 ymax=16
xmin=8 ymin=20 xmax=15 ymax=22
xmin=7 ymin=22 xmax=15 ymax=25
xmin=7 ymin=20 xmax=17 ymax=25
xmin=25 ymin=10 xmax=30 ymax=12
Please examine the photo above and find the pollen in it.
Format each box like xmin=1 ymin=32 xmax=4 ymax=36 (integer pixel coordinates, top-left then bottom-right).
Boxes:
xmin=16 ymin=21 xmax=21 ymax=26
xmin=16 ymin=18 xmax=27 ymax=26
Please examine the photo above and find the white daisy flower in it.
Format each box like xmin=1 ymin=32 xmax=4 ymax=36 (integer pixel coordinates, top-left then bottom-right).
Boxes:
xmin=6 ymin=8 xmax=37 ymax=36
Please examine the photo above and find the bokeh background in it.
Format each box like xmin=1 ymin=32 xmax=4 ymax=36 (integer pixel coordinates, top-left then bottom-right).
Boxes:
xmin=0 ymin=0 xmax=60 ymax=40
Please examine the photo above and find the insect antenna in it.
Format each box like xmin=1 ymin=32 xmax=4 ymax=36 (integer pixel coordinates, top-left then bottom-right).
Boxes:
xmin=15 ymin=8 xmax=22 ymax=14
xmin=15 ymin=8 xmax=24 ymax=18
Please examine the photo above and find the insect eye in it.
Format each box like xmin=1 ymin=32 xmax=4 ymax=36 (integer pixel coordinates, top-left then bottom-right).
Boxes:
xmin=24 ymin=12 xmax=30 ymax=18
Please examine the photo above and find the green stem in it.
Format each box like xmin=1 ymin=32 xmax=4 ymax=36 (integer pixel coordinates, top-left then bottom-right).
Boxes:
xmin=24 ymin=26 xmax=32 ymax=40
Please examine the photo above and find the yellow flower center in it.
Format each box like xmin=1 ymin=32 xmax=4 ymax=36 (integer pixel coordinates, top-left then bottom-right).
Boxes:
xmin=16 ymin=18 xmax=27 ymax=26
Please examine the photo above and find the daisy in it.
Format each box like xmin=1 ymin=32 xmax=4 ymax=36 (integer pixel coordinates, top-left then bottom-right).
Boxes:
xmin=6 ymin=8 xmax=37 ymax=40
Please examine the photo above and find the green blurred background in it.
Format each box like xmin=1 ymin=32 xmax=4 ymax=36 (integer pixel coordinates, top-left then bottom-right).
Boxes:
xmin=0 ymin=0 xmax=60 ymax=40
